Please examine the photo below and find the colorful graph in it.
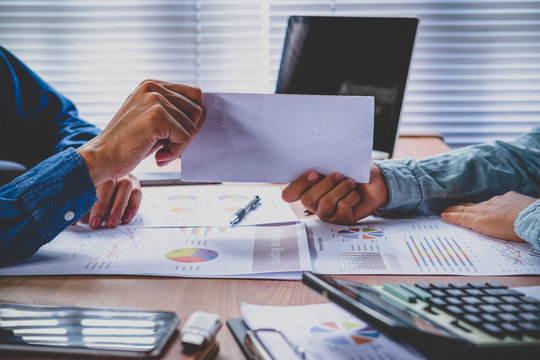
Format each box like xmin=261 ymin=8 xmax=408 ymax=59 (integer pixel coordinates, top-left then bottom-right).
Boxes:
xmin=310 ymin=322 xmax=379 ymax=345
xmin=165 ymin=248 xmax=218 ymax=263
xmin=337 ymin=228 xmax=360 ymax=239
xmin=491 ymin=242 xmax=523 ymax=265
xmin=170 ymin=207 xmax=195 ymax=213
xmin=404 ymin=235 xmax=476 ymax=272
xmin=218 ymin=194 xmax=248 ymax=200
xmin=167 ymin=195 xmax=197 ymax=201
xmin=362 ymin=228 xmax=383 ymax=239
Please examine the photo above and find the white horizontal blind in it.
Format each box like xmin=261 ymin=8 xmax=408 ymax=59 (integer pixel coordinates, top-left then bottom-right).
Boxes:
xmin=269 ymin=0 xmax=540 ymax=147
xmin=0 ymin=0 xmax=269 ymax=129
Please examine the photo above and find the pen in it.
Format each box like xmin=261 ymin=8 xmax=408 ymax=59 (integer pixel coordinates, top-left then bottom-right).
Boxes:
xmin=229 ymin=195 xmax=261 ymax=225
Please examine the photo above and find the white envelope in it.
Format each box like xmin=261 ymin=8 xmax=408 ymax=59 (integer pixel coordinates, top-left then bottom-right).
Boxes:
xmin=181 ymin=92 xmax=374 ymax=183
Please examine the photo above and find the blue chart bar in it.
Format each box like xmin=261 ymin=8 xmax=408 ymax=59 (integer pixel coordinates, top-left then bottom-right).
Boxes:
xmin=405 ymin=234 xmax=476 ymax=273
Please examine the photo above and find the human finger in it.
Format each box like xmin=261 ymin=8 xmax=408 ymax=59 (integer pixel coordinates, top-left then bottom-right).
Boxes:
xmin=316 ymin=178 xmax=357 ymax=221
xmin=105 ymin=177 xmax=133 ymax=228
xmin=327 ymin=188 xmax=362 ymax=224
xmin=89 ymin=179 xmax=117 ymax=229
xmin=121 ymin=185 xmax=142 ymax=224
xmin=443 ymin=204 xmax=476 ymax=213
xmin=301 ymin=173 xmax=344 ymax=213
xmin=282 ymin=171 xmax=320 ymax=203
xmin=137 ymin=80 xmax=205 ymax=129
xmin=440 ymin=211 xmax=477 ymax=230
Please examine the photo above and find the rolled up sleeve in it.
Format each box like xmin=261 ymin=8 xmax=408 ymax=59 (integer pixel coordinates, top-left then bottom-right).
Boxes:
xmin=514 ymin=199 xmax=540 ymax=256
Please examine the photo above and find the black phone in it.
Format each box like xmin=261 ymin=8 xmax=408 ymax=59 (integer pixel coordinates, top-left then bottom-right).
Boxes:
xmin=0 ymin=303 xmax=179 ymax=358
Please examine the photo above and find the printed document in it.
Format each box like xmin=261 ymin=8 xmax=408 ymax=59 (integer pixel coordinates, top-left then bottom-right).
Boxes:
xmin=181 ymin=92 xmax=374 ymax=183
xmin=306 ymin=216 xmax=540 ymax=276
xmin=0 ymin=223 xmax=310 ymax=278
xmin=241 ymin=303 xmax=425 ymax=360
xmin=129 ymin=185 xmax=299 ymax=227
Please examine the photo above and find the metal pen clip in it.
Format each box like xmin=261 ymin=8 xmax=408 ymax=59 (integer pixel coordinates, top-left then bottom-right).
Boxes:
xmin=229 ymin=195 xmax=261 ymax=225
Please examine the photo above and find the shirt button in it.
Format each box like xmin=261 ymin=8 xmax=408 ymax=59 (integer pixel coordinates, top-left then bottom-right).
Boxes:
xmin=64 ymin=211 xmax=75 ymax=222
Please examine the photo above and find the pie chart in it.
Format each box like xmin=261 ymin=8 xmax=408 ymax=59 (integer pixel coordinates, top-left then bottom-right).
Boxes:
xmin=310 ymin=321 xmax=379 ymax=345
xmin=165 ymin=248 xmax=219 ymax=263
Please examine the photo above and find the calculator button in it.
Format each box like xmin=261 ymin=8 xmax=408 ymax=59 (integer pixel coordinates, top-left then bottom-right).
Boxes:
xmin=446 ymin=297 xmax=463 ymax=305
xmin=430 ymin=289 xmax=446 ymax=297
xmin=415 ymin=282 xmax=431 ymax=291
xmin=463 ymin=314 xmax=482 ymax=325
xmin=428 ymin=297 xmax=447 ymax=307
xmin=501 ymin=296 xmax=523 ymax=304
xmin=447 ymin=289 xmax=466 ymax=297
xmin=519 ymin=312 xmax=540 ymax=322
xmin=486 ymin=282 xmax=507 ymax=289
xmin=462 ymin=296 xmax=483 ymax=305
xmin=465 ymin=289 xmax=485 ymax=296
xmin=500 ymin=323 xmax=522 ymax=338
xmin=482 ymin=296 xmax=503 ymax=305
xmin=518 ymin=322 xmax=540 ymax=338
xmin=463 ymin=305 xmax=481 ymax=314
xmin=520 ymin=304 xmax=540 ymax=312
xmin=478 ymin=304 xmax=501 ymax=313
xmin=480 ymin=323 xmax=505 ymax=338
xmin=445 ymin=305 xmax=465 ymax=317
xmin=449 ymin=282 xmax=468 ymax=289
xmin=430 ymin=282 xmax=450 ymax=290
xmin=468 ymin=282 xmax=489 ymax=289
xmin=400 ymin=284 xmax=431 ymax=301
xmin=522 ymin=296 xmax=540 ymax=304
xmin=499 ymin=304 xmax=520 ymax=313
xmin=481 ymin=313 xmax=499 ymax=323
xmin=497 ymin=313 xmax=520 ymax=323
xmin=483 ymin=288 xmax=521 ymax=297
xmin=383 ymin=284 xmax=417 ymax=303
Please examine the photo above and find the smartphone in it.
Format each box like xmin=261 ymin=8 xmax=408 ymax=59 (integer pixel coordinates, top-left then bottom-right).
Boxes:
xmin=0 ymin=303 xmax=179 ymax=358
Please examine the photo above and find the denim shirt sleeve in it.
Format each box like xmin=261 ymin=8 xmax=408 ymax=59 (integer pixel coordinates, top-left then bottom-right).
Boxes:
xmin=0 ymin=147 xmax=97 ymax=264
xmin=374 ymin=125 xmax=540 ymax=251
xmin=514 ymin=199 xmax=540 ymax=256
xmin=375 ymin=125 xmax=540 ymax=213
xmin=0 ymin=46 xmax=100 ymax=170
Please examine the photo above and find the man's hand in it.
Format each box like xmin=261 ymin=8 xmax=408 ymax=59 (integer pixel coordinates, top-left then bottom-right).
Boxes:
xmin=441 ymin=191 xmax=536 ymax=242
xmin=77 ymin=80 xmax=205 ymax=186
xmin=79 ymin=174 xmax=142 ymax=229
xmin=281 ymin=164 xmax=389 ymax=224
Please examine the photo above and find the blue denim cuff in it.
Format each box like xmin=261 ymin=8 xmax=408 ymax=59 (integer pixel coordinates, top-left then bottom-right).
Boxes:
xmin=514 ymin=199 xmax=540 ymax=256
xmin=13 ymin=147 xmax=97 ymax=242
xmin=373 ymin=158 xmax=423 ymax=211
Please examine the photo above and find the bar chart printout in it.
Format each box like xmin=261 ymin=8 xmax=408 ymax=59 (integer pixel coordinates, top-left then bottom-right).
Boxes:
xmin=306 ymin=216 xmax=540 ymax=275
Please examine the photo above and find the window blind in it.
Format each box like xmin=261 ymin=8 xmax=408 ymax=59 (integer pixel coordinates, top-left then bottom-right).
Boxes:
xmin=1 ymin=0 xmax=539 ymax=147
xmin=269 ymin=0 xmax=540 ymax=147
xmin=0 ymin=0 xmax=269 ymax=129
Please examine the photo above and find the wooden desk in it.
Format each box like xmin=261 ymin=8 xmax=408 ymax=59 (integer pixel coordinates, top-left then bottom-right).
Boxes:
xmin=1 ymin=136 xmax=538 ymax=360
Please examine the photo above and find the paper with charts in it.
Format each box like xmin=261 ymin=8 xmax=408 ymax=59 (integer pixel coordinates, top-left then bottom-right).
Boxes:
xmin=0 ymin=223 xmax=310 ymax=278
xmin=306 ymin=216 xmax=540 ymax=275
xmin=128 ymin=185 xmax=299 ymax=227
xmin=241 ymin=303 xmax=425 ymax=360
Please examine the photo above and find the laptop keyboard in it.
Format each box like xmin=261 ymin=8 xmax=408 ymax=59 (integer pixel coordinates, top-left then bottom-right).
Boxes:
xmin=382 ymin=282 xmax=540 ymax=340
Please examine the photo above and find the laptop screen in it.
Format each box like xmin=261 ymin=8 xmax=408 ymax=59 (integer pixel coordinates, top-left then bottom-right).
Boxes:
xmin=276 ymin=16 xmax=418 ymax=158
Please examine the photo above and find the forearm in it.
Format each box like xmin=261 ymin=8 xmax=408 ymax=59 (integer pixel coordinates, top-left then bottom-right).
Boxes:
xmin=375 ymin=126 xmax=540 ymax=214
xmin=0 ymin=148 xmax=97 ymax=263
xmin=514 ymin=199 xmax=540 ymax=255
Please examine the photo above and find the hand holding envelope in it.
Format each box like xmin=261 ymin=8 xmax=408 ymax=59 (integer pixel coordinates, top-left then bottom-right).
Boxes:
xmin=181 ymin=93 xmax=374 ymax=183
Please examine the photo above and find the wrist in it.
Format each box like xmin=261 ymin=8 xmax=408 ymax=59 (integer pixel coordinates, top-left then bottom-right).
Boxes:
xmin=77 ymin=142 xmax=109 ymax=186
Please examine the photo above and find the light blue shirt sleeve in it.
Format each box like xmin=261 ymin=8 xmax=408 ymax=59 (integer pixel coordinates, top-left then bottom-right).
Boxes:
xmin=373 ymin=125 xmax=540 ymax=250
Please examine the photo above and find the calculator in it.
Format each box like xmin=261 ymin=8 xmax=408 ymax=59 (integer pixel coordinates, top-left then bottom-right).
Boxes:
xmin=302 ymin=272 xmax=540 ymax=359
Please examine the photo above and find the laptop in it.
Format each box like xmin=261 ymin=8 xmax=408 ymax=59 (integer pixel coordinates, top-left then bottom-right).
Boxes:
xmin=276 ymin=16 xmax=418 ymax=160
